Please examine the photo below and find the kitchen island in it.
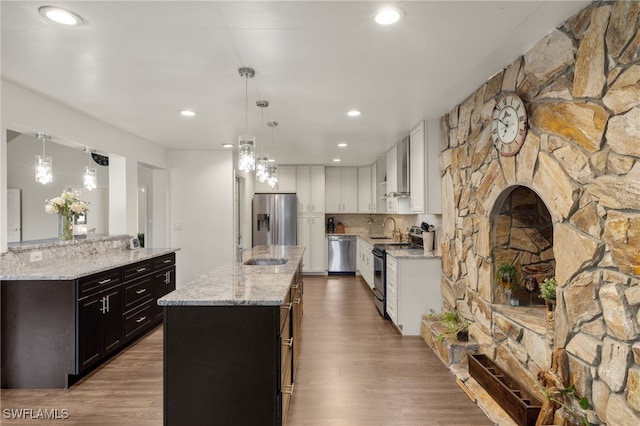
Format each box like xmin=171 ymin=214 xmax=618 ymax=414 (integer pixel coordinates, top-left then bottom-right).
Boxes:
xmin=0 ymin=235 xmax=178 ymax=388
xmin=158 ymin=245 xmax=305 ymax=426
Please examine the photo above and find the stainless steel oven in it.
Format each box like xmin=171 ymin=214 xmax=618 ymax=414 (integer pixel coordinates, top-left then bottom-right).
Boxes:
xmin=371 ymin=242 xmax=411 ymax=317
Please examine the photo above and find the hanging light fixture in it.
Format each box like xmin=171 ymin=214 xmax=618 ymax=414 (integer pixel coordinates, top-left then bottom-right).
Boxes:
xmin=255 ymin=100 xmax=270 ymax=183
xmin=237 ymin=67 xmax=256 ymax=173
xmin=266 ymin=121 xmax=279 ymax=188
xmin=35 ymin=132 xmax=53 ymax=185
xmin=83 ymin=147 xmax=97 ymax=191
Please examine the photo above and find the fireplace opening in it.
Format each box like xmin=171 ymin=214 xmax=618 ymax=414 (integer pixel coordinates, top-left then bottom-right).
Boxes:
xmin=491 ymin=186 xmax=554 ymax=306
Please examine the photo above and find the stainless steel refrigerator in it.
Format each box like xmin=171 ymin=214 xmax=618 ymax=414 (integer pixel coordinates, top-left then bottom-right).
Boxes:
xmin=252 ymin=193 xmax=297 ymax=246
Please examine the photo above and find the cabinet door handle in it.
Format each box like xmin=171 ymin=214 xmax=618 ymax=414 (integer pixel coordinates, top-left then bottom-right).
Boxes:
xmin=292 ymin=283 xmax=299 ymax=290
xmin=165 ymin=271 xmax=171 ymax=284
xmin=100 ymin=296 xmax=107 ymax=314
xmin=98 ymin=278 xmax=112 ymax=285
xmin=136 ymin=316 xmax=147 ymax=323
xmin=136 ymin=267 xmax=147 ymax=273
xmin=283 ymin=383 xmax=294 ymax=395
xmin=283 ymin=337 xmax=294 ymax=348
xmin=294 ymin=298 xmax=301 ymax=304
xmin=163 ymin=259 xmax=172 ymax=264
xmin=135 ymin=289 xmax=147 ymax=295
xmin=282 ymin=302 xmax=293 ymax=312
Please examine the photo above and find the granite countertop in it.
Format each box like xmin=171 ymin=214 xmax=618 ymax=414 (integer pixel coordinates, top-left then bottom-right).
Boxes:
xmin=326 ymin=233 xmax=397 ymax=245
xmin=0 ymin=248 xmax=179 ymax=280
xmin=158 ymin=245 xmax=305 ymax=307
xmin=386 ymin=248 xmax=441 ymax=259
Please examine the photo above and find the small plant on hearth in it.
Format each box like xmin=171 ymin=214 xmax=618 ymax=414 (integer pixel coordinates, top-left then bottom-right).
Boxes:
xmin=429 ymin=309 xmax=470 ymax=342
xmin=495 ymin=262 xmax=521 ymax=292
xmin=539 ymin=277 xmax=557 ymax=301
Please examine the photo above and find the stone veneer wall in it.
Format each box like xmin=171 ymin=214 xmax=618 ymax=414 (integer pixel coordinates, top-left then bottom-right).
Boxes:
xmin=439 ymin=2 xmax=640 ymax=424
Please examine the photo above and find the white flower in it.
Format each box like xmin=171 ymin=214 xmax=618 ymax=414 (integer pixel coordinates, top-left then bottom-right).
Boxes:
xmin=45 ymin=204 xmax=58 ymax=214
xmin=70 ymin=201 xmax=87 ymax=214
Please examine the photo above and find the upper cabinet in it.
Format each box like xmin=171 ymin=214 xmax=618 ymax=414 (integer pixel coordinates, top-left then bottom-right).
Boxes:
xmin=426 ymin=119 xmax=442 ymax=214
xmin=255 ymin=166 xmax=296 ymax=193
xmin=409 ymin=120 xmax=425 ymax=213
xmin=358 ymin=165 xmax=373 ymax=213
xmin=296 ymin=166 xmax=325 ymax=214
xmin=325 ymin=167 xmax=358 ymax=213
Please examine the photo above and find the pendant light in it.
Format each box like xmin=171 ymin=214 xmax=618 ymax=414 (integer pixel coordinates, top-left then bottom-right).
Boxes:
xmin=83 ymin=147 xmax=97 ymax=191
xmin=237 ymin=67 xmax=256 ymax=173
xmin=35 ymin=132 xmax=53 ymax=185
xmin=266 ymin=121 xmax=279 ymax=188
xmin=255 ymin=100 xmax=270 ymax=183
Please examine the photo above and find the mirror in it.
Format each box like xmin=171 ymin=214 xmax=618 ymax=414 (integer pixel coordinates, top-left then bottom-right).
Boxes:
xmin=6 ymin=130 xmax=110 ymax=243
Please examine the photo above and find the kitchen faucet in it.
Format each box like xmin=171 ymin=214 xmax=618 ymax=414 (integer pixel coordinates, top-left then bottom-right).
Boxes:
xmin=382 ymin=217 xmax=397 ymax=241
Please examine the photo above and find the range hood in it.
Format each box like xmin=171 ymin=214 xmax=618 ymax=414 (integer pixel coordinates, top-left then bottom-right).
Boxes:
xmin=389 ymin=135 xmax=410 ymax=198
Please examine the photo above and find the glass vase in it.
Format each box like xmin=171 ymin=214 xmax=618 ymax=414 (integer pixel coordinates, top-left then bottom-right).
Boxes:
xmin=59 ymin=215 xmax=74 ymax=241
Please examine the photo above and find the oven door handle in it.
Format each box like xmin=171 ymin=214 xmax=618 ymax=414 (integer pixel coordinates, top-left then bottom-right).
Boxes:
xmin=372 ymin=287 xmax=384 ymax=301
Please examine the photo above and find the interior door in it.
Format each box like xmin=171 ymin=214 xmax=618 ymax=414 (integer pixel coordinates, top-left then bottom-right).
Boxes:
xmin=7 ymin=188 xmax=21 ymax=242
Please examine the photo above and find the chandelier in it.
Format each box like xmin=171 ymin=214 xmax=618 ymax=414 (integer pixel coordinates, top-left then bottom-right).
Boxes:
xmin=266 ymin=121 xmax=279 ymax=187
xmin=35 ymin=132 xmax=53 ymax=185
xmin=255 ymin=100 xmax=270 ymax=183
xmin=237 ymin=67 xmax=256 ymax=173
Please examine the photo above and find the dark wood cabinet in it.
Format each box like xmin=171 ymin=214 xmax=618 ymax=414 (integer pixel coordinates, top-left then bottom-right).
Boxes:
xmin=164 ymin=266 xmax=302 ymax=426
xmin=77 ymin=281 xmax=123 ymax=372
xmin=1 ymin=251 xmax=176 ymax=389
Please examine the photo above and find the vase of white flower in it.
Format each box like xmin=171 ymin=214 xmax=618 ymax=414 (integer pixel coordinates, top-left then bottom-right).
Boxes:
xmin=46 ymin=191 xmax=89 ymax=241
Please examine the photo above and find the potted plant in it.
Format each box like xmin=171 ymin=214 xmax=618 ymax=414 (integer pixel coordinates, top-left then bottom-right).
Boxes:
xmin=495 ymin=263 xmax=521 ymax=305
xmin=539 ymin=277 xmax=557 ymax=325
xmin=430 ymin=309 xmax=471 ymax=342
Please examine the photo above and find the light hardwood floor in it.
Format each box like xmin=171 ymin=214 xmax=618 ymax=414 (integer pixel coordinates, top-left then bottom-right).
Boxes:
xmin=1 ymin=275 xmax=493 ymax=425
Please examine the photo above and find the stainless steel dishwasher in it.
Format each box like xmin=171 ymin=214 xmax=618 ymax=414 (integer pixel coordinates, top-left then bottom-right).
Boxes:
xmin=327 ymin=235 xmax=357 ymax=274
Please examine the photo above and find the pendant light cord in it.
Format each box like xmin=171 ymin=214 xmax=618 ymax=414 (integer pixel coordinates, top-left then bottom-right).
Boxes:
xmin=245 ymin=76 xmax=249 ymax=131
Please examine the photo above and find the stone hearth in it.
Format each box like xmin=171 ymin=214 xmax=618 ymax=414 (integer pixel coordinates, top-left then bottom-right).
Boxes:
xmin=435 ymin=1 xmax=640 ymax=424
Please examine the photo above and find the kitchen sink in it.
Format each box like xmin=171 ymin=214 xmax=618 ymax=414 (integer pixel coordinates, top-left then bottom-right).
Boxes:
xmin=243 ymin=258 xmax=288 ymax=266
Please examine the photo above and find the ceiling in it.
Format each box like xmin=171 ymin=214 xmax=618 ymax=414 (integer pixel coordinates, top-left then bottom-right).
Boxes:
xmin=1 ymin=1 xmax=589 ymax=166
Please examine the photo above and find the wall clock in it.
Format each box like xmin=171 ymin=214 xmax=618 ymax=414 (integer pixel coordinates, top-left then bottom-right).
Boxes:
xmin=490 ymin=94 xmax=528 ymax=157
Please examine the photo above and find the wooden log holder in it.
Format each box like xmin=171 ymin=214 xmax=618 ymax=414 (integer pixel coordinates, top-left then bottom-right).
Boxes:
xmin=468 ymin=353 xmax=542 ymax=426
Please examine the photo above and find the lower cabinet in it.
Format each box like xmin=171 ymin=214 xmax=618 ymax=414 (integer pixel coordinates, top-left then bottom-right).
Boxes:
xmin=0 ymin=252 xmax=176 ymax=389
xmin=298 ymin=214 xmax=326 ymax=273
xmin=385 ymin=254 xmax=442 ymax=335
xmin=357 ymin=238 xmax=374 ymax=289
xmin=77 ymin=282 xmax=124 ymax=372
xmin=164 ymin=270 xmax=303 ymax=426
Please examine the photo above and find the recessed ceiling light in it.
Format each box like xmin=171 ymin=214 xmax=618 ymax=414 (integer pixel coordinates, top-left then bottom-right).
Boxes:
xmin=39 ymin=6 xmax=84 ymax=26
xmin=333 ymin=158 xmax=341 ymax=162
xmin=347 ymin=110 xmax=361 ymax=117
xmin=222 ymin=143 xmax=234 ymax=148
xmin=374 ymin=7 xmax=404 ymax=25
xmin=338 ymin=143 xmax=348 ymax=148
xmin=179 ymin=109 xmax=197 ymax=117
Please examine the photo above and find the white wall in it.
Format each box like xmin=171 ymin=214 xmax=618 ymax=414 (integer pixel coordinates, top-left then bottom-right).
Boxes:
xmin=169 ymin=150 xmax=235 ymax=286
xmin=1 ymin=79 xmax=168 ymax=251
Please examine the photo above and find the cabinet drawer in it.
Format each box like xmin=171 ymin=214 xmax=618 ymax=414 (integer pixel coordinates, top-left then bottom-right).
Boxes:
xmin=123 ymin=275 xmax=153 ymax=311
xmin=153 ymin=253 xmax=175 ymax=269
xmin=123 ymin=260 xmax=153 ymax=281
xmin=123 ymin=299 xmax=153 ymax=340
xmin=78 ymin=269 xmax=121 ymax=297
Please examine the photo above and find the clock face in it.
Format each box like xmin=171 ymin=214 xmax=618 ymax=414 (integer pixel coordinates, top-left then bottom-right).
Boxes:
xmin=491 ymin=94 xmax=527 ymax=157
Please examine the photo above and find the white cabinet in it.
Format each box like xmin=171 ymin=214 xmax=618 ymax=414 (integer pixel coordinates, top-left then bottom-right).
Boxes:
xmin=296 ymin=166 xmax=325 ymax=214
xmin=254 ymin=166 xmax=296 ymax=193
xmin=297 ymin=214 xmax=325 ymax=273
xmin=385 ymin=254 xmax=442 ymax=335
xmin=426 ymin=119 xmax=442 ymax=214
xmin=356 ymin=237 xmax=374 ymax=289
xmin=358 ymin=165 xmax=373 ymax=213
xmin=409 ymin=120 xmax=425 ymax=213
xmin=325 ymin=167 xmax=358 ymax=213
xmin=371 ymin=162 xmax=378 ymax=213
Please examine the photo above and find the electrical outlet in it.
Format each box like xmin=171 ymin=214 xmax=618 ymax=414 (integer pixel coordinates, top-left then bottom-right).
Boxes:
xmin=174 ymin=222 xmax=183 ymax=231
xmin=30 ymin=251 xmax=43 ymax=262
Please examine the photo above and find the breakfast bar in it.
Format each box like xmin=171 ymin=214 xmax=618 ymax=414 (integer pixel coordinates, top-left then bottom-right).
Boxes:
xmin=158 ymin=245 xmax=305 ymax=426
